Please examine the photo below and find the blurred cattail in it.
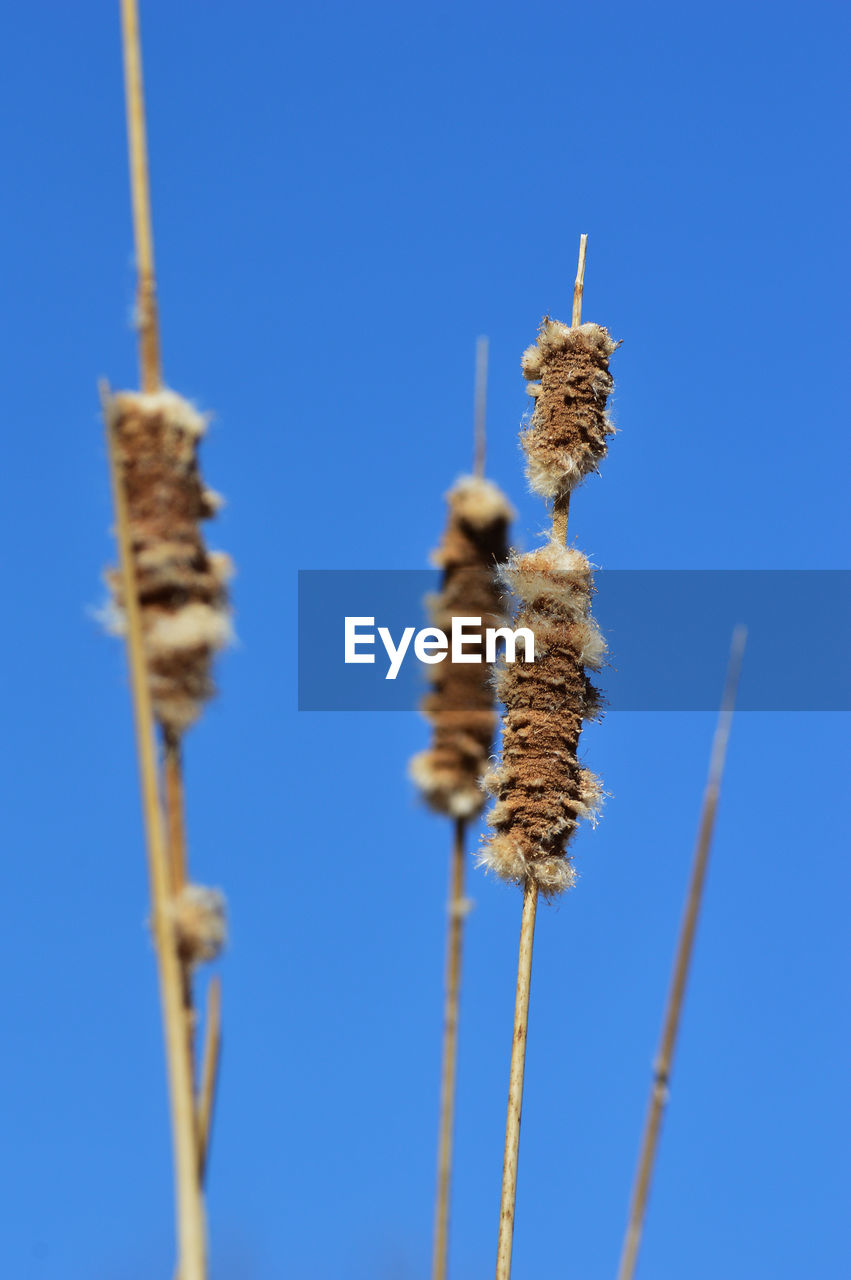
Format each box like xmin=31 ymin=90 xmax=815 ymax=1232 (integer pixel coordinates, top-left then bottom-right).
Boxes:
xmin=103 ymin=389 xmax=233 ymax=734
xmin=101 ymin=6 xmax=228 ymax=1275
xmin=410 ymin=474 xmax=514 ymax=818
xmin=413 ymin=339 xmax=515 ymax=1280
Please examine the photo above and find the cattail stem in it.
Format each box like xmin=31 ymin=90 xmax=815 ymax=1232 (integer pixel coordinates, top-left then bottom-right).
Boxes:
xmin=474 ymin=337 xmax=489 ymax=479
xmin=616 ymin=626 xmax=747 ymax=1280
xmin=432 ymin=818 xmax=469 ymax=1280
xmin=102 ymin=385 xmax=206 ymax=1280
xmin=495 ymin=878 xmax=538 ymax=1280
xmin=572 ymin=234 xmax=587 ymax=328
xmin=197 ymin=976 xmax=222 ymax=1180
xmin=119 ymin=0 xmax=161 ymax=393
xmin=116 ymin=5 xmax=208 ymax=1276
xmin=164 ymin=732 xmax=189 ymax=892
xmin=495 ymin=235 xmax=589 ymax=1278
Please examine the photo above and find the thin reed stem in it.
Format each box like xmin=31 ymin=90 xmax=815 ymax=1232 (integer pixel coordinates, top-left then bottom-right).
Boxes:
xmin=474 ymin=337 xmax=489 ymax=479
xmin=116 ymin=4 xmax=207 ymax=1275
xmin=572 ymin=234 xmax=588 ymax=328
xmin=616 ymin=626 xmax=747 ymax=1280
xmin=198 ymin=976 xmax=223 ymax=1180
xmin=432 ymin=818 xmax=469 ymax=1280
xmin=164 ymin=731 xmax=189 ymax=893
xmin=120 ymin=0 xmax=161 ymax=392
xmin=495 ymin=235 xmax=589 ymax=1279
xmin=495 ymin=877 xmax=537 ymax=1280
xmin=102 ymin=384 xmax=206 ymax=1280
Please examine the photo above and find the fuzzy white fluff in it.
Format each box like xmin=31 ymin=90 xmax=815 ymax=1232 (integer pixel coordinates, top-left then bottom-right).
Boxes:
xmin=447 ymin=474 xmax=516 ymax=528
xmin=408 ymin=752 xmax=484 ymax=818
xmin=145 ymin=602 xmax=232 ymax=654
xmin=119 ymin=388 xmax=209 ymax=437
xmin=476 ymin=836 xmax=577 ymax=895
xmin=499 ymin=541 xmax=593 ymax=616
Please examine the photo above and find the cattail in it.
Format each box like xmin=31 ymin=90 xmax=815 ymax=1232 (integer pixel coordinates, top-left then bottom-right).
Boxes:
xmin=412 ymin=340 xmax=515 ymax=1280
xmin=520 ymin=320 xmax=618 ymax=500
xmin=489 ymin=238 xmax=620 ymax=1280
xmin=410 ymin=474 xmax=514 ymax=818
xmin=101 ymin=5 xmax=227 ymax=1276
xmin=480 ymin=317 xmax=618 ymax=898
xmin=104 ymin=388 xmax=232 ymax=734
xmin=480 ymin=540 xmax=605 ymax=897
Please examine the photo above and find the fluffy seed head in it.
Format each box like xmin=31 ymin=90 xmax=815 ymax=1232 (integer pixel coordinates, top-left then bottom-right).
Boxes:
xmin=105 ymin=389 xmax=232 ymax=734
xmin=411 ymin=475 xmax=514 ymax=818
xmin=172 ymin=884 xmax=227 ymax=965
xmin=521 ymin=319 xmax=618 ymax=499
xmin=479 ymin=539 xmax=605 ymax=897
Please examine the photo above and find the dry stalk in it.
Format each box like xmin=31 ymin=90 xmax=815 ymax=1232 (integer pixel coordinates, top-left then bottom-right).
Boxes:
xmin=432 ymin=817 xmax=469 ymax=1280
xmin=491 ymin=234 xmax=618 ymax=1279
xmin=102 ymin=383 xmax=206 ymax=1280
xmin=412 ymin=341 xmax=513 ymax=1280
xmin=120 ymin=0 xmax=160 ymax=393
xmin=616 ymin=626 xmax=747 ymax=1280
xmin=108 ymin=4 xmax=229 ymax=1276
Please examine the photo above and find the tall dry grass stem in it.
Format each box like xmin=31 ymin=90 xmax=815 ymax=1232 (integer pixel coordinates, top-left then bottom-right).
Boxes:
xmin=474 ymin=336 xmax=489 ymax=479
xmin=412 ymin=343 xmax=513 ymax=1280
xmin=101 ymin=382 xmax=207 ymax=1280
xmin=432 ymin=816 xmax=469 ymax=1280
xmin=616 ymin=626 xmax=747 ymax=1280
xmin=120 ymin=0 xmax=160 ymax=393
xmin=109 ymin=4 xmax=230 ymax=1276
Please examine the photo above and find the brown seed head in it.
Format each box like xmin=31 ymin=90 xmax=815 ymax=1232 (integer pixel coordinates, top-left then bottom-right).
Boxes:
xmin=105 ymin=389 xmax=232 ymax=734
xmin=479 ymin=539 xmax=605 ymax=897
xmin=521 ymin=319 xmax=618 ymax=499
xmin=410 ymin=475 xmax=514 ymax=818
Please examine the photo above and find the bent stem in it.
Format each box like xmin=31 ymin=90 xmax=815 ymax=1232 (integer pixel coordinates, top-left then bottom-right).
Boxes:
xmin=103 ymin=385 xmax=207 ymax=1280
xmin=432 ymin=818 xmax=469 ymax=1280
xmin=616 ymin=626 xmax=747 ymax=1280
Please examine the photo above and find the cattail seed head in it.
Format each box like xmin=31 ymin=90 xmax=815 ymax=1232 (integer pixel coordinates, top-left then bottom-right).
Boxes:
xmin=410 ymin=475 xmax=514 ymax=818
xmin=478 ymin=540 xmax=604 ymax=901
xmin=171 ymin=883 xmax=227 ymax=965
xmin=521 ymin=319 xmax=618 ymax=499
xmin=479 ymin=539 xmax=605 ymax=897
xmin=105 ymin=389 xmax=232 ymax=734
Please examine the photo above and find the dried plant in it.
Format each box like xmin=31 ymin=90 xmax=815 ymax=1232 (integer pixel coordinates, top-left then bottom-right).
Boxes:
xmin=484 ymin=237 xmax=620 ymax=1280
xmin=410 ymin=474 xmax=514 ymax=820
xmin=411 ymin=340 xmax=514 ymax=1280
xmin=99 ymin=5 xmax=229 ymax=1277
xmin=616 ymin=627 xmax=746 ymax=1280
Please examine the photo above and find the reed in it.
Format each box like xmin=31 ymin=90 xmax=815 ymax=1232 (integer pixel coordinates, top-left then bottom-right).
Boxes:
xmin=615 ymin=627 xmax=746 ymax=1280
xmin=410 ymin=340 xmax=514 ymax=1280
xmin=480 ymin=237 xmax=619 ymax=1279
xmin=101 ymin=4 xmax=230 ymax=1275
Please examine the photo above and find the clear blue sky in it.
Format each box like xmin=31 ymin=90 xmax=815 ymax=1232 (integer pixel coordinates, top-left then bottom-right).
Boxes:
xmin=1 ymin=2 xmax=848 ymax=1277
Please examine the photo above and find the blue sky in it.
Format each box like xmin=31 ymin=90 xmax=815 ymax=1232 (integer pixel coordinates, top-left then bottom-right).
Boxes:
xmin=1 ymin=2 xmax=848 ymax=1277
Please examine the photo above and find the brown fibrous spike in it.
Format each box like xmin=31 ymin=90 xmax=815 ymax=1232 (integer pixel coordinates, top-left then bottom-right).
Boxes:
xmin=479 ymin=539 xmax=605 ymax=897
xmin=521 ymin=319 xmax=619 ymax=499
xmin=105 ymin=389 xmax=232 ymax=734
xmin=410 ymin=475 xmax=514 ymax=819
